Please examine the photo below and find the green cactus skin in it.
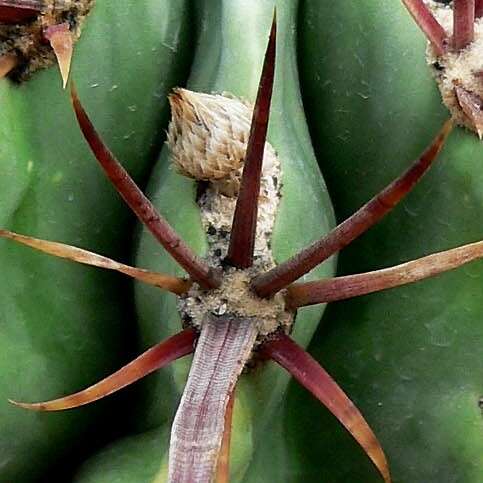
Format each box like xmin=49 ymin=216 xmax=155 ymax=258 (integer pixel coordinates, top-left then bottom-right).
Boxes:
xmin=0 ymin=1 xmax=191 ymax=480
xmin=72 ymin=1 xmax=335 ymax=482
xmin=287 ymin=1 xmax=483 ymax=481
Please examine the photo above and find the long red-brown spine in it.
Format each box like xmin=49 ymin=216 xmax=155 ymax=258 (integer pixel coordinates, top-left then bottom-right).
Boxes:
xmin=71 ymin=86 xmax=221 ymax=289
xmin=287 ymin=240 xmax=483 ymax=308
xmin=0 ymin=229 xmax=191 ymax=295
xmin=401 ymin=0 xmax=448 ymax=55
xmin=226 ymin=15 xmax=276 ymax=268
xmin=216 ymin=390 xmax=235 ymax=483
xmin=453 ymin=0 xmax=475 ymax=50
xmin=169 ymin=314 xmax=258 ymax=483
xmin=262 ymin=334 xmax=391 ymax=483
xmin=0 ymin=0 xmax=41 ymax=23
xmin=251 ymin=120 xmax=452 ymax=298
xmin=476 ymin=0 xmax=483 ymax=17
xmin=10 ymin=329 xmax=196 ymax=411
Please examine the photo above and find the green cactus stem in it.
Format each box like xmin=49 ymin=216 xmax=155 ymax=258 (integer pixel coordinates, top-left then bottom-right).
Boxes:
xmin=5 ymin=16 xmax=390 ymax=482
xmin=8 ymin=2 xmax=483 ymax=481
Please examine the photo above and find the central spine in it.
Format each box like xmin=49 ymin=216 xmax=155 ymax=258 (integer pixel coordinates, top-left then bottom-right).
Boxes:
xmin=168 ymin=314 xmax=258 ymax=482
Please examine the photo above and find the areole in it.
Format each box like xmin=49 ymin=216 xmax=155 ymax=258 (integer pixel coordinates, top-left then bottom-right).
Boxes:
xmin=0 ymin=0 xmax=93 ymax=84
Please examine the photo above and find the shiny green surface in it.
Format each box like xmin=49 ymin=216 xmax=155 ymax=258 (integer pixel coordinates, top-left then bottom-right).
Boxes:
xmin=0 ymin=1 xmax=191 ymax=480
xmin=289 ymin=1 xmax=483 ymax=481
xmin=73 ymin=0 xmax=335 ymax=481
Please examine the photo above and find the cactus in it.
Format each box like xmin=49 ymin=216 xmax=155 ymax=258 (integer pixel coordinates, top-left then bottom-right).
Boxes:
xmin=1 ymin=1 xmax=483 ymax=482
xmin=0 ymin=0 xmax=191 ymax=480
xmin=297 ymin=0 xmax=483 ymax=481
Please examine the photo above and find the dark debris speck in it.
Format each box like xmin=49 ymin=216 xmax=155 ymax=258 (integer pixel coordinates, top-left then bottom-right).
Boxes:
xmin=432 ymin=61 xmax=445 ymax=72
xmin=220 ymin=257 xmax=232 ymax=271
xmin=182 ymin=313 xmax=193 ymax=324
